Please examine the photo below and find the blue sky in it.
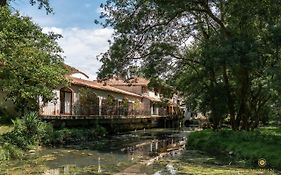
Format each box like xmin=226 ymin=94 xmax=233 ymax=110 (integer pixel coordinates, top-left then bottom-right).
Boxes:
xmin=13 ymin=0 xmax=113 ymax=80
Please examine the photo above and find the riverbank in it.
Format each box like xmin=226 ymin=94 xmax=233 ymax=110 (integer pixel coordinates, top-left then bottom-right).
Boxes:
xmin=150 ymin=149 xmax=278 ymax=175
xmin=0 ymin=128 xmax=186 ymax=174
xmin=0 ymin=112 xmax=108 ymax=162
xmin=1 ymin=127 xmax=279 ymax=175
xmin=188 ymin=127 xmax=281 ymax=171
xmin=0 ymin=125 xmax=13 ymax=135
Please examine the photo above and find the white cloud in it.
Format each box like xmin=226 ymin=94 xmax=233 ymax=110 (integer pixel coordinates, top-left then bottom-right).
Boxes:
xmin=42 ymin=27 xmax=63 ymax=34
xmin=43 ymin=27 xmax=114 ymax=80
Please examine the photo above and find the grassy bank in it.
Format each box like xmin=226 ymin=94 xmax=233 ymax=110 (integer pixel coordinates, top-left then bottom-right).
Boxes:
xmin=0 ymin=112 xmax=107 ymax=161
xmin=151 ymin=150 xmax=277 ymax=175
xmin=188 ymin=127 xmax=281 ymax=170
xmin=0 ymin=125 xmax=13 ymax=135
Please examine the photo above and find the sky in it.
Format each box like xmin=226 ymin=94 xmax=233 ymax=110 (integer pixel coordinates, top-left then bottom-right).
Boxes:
xmin=13 ymin=0 xmax=113 ymax=80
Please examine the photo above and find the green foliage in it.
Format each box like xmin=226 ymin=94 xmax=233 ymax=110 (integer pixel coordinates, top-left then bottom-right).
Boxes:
xmin=0 ymin=113 xmax=107 ymax=160
xmin=76 ymin=88 xmax=99 ymax=115
xmin=0 ymin=0 xmax=53 ymax=14
xmin=98 ymin=0 xmax=281 ymax=130
xmin=188 ymin=127 xmax=281 ymax=170
xmin=3 ymin=112 xmax=51 ymax=150
xmin=0 ymin=7 xmax=67 ymax=114
xmin=0 ymin=144 xmax=24 ymax=161
xmin=106 ymin=94 xmax=116 ymax=107
xmin=45 ymin=125 xmax=107 ymax=145
xmin=0 ymin=112 xmax=49 ymax=160
xmin=121 ymin=97 xmax=129 ymax=108
xmin=0 ymin=107 xmax=15 ymax=124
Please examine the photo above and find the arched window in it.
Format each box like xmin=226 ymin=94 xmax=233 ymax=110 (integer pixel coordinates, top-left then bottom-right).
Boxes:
xmin=60 ymin=87 xmax=73 ymax=115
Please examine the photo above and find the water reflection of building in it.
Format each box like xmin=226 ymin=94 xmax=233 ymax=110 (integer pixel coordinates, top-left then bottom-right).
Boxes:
xmin=122 ymin=136 xmax=186 ymax=160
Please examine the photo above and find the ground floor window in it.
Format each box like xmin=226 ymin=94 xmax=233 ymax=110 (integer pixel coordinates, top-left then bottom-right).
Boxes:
xmin=60 ymin=87 xmax=73 ymax=114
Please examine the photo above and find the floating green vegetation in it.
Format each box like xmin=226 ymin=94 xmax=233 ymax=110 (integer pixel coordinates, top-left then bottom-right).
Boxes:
xmin=0 ymin=147 xmax=136 ymax=175
xmin=150 ymin=150 xmax=278 ymax=175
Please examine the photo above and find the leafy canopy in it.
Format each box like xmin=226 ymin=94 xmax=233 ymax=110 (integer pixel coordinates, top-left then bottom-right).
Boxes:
xmin=98 ymin=0 xmax=281 ymax=130
xmin=0 ymin=7 xmax=67 ymax=114
xmin=0 ymin=0 xmax=53 ymax=13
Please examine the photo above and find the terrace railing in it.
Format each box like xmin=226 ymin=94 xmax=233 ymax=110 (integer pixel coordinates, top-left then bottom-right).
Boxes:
xmin=40 ymin=103 xmax=183 ymax=117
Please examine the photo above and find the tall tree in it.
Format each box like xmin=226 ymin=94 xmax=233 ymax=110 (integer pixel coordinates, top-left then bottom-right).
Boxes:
xmin=98 ymin=0 xmax=281 ymax=130
xmin=0 ymin=7 xmax=67 ymax=115
xmin=0 ymin=0 xmax=53 ymax=13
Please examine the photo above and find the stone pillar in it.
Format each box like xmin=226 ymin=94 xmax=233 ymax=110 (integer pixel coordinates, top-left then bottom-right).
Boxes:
xmin=99 ymin=97 xmax=102 ymax=116
xmin=156 ymin=107 xmax=159 ymax=115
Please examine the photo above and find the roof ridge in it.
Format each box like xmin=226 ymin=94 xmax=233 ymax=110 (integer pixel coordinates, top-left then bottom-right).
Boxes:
xmin=69 ymin=77 xmax=142 ymax=98
xmin=64 ymin=64 xmax=89 ymax=79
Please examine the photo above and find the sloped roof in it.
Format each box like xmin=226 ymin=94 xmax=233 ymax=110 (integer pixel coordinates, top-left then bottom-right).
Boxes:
xmin=64 ymin=64 xmax=89 ymax=78
xmin=105 ymin=76 xmax=150 ymax=86
xmin=143 ymin=95 xmax=161 ymax=102
xmin=69 ymin=76 xmax=142 ymax=98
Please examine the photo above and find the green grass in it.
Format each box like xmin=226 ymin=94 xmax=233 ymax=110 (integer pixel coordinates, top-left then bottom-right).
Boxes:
xmin=0 ymin=125 xmax=13 ymax=135
xmin=188 ymin=127 xmax=281 ymax=170
xmin=150 ymin=150 xmax=278 ymax=175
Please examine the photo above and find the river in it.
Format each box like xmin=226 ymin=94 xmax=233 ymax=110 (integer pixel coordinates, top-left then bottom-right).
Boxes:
xmin=0 ymin=128 xmax=277 ymax=175
xmin=0 ymin=128 xmax=191 ymax=175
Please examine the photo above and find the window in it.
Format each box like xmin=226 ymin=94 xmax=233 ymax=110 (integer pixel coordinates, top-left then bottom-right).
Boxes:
xmin=142 ymin=86 xmax=147 ymax=94
xmin=154 ymin=89 xmax=159 ymax=96
xmin=60 ymin=87 xmax=73 ymax=114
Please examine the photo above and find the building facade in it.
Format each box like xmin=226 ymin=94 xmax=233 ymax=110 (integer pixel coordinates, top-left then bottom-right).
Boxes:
xmin=39 ymin=65 xmax=183 ymax=118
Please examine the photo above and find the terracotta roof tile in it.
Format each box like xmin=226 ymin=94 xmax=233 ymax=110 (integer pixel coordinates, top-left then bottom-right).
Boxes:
xmin=69 ymin=77 xmax=142 ymax=98
xmin=105 ymin=76 xmax=150 ymax=86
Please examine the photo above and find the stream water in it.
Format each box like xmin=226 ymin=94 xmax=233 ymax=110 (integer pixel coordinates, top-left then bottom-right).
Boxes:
xmin=0 ymin=128 xmax=191 ymax=175
xmin=0 ymin=128 xmax=278 ymax=175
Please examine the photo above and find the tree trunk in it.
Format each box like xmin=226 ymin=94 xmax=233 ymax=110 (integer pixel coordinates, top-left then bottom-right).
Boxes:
xmin=209 ymin=67 xmax=220 ymax=130
xmin=222 ymin=64 xmax=236 ymax=129
xmin=236 ymin=66 xmax=250 ymax=130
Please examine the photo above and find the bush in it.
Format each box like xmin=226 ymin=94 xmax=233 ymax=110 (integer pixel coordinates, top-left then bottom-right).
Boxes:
xmin=0 ymin=107 xmax=15 ymax=124
xmin=0 ymin=112 xmax=108 ymax=160
xmin=3 ymin=112 xmax=51 ymax=149
xmin=0 ymin=143 xmax=24 ymax=161
xmin=45 ymin=124 xmax=107 ymax=145
xmin=188 ymin=127 xmax=281 ymax=170
xmin=94 ymin=123 xmax=107 ymax=137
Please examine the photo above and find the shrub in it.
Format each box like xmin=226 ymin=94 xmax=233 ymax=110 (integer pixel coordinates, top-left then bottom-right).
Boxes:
xmin=2 ymin=143 xmax=23 ymax=159
xmin=188 ymin=127 xmax=281 ymax=170
xmin=0 ymin=143 xmax=24 ymax=161
xmin=0 ymin=146 xmax=9 ymax=161
xmin=44 ymin=124 xmax=107 ymax=145
xmin=3 ymin=112 xmax=52 ymax=149
xmin=94 ymin=123 xmax=107 ymax=137
xmin=0 ymin=107 xmax=15 ymax=124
